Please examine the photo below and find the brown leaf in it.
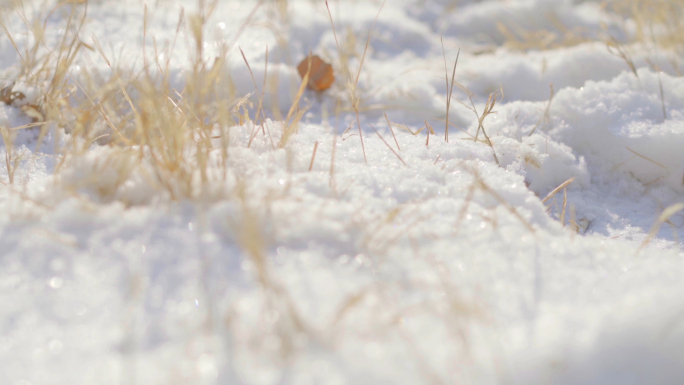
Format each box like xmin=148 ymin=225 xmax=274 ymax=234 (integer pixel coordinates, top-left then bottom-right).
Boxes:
xmin=297 ymin=54 xmax=335 ymax=92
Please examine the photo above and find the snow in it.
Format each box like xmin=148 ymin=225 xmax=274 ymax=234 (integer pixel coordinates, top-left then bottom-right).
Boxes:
xmin=2 ymin=0 xmax=684 ymax=384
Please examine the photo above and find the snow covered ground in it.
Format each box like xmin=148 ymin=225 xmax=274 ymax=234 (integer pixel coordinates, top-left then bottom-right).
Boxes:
xmin=2 ymin=0 xmax=684 ymax=384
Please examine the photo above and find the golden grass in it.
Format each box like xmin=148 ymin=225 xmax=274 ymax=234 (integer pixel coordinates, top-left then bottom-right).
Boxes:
xmin=455 ymin=84 xmax=503 ymax=165
xmin=607 ymin=0 xmax=684 ymax=49
xmin=7 ymin=2 xmax=684 ymax=381
xmin=0 ymin=0 xmax=678 ymax=235
xmin=472 ymin=0 xmax=684 ymax=55
xmin=541 ymin=177 xmax=575 ymax=205
xmin=638 ymin=202 xmax=684 ymax=253
xmin=327 ymin=1 xmax=375 ymax=163
xmin=0 ymin=0 xmax=265 ymax=201
xmin=441 ymin=39 xmax=459 ymax=143
xmin=496 ymin=18 xmax=592 ymax=51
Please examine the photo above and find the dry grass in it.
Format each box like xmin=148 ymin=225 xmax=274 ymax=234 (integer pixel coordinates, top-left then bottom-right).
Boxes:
xmin=469 ymin=0 xmax=684 ymax=55
xmin=325 ymin=0 xmax=388 ymax=163
xmin=637 ymin=202 xmax=684 ymax=254
xmin=496 ymin=16 xmax=593 ymax=51
xmin=528 ymin=83 xmax=554 ymax=136
xmin=0 ymin=0 xmax=280 ymax=201
xmin=454 ymin=84 xmax=503 ymax=165
xmin=441 ymin=39 xmax=459 ymax=143
xmin=7 ymin=1 xmax=678 ymax=382
xmin=0 ymin=1 xmax=677 ymax=256
xmin=606 ymin=0 xmax=684 ymax=49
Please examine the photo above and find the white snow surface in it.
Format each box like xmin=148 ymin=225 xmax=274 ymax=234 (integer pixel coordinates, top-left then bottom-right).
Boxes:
xmin=2 ymin=1 xmax=684 ymax=384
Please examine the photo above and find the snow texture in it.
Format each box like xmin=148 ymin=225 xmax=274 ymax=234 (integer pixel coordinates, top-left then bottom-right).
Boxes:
xmin=1 ymin=1 xmax=684 ymax=384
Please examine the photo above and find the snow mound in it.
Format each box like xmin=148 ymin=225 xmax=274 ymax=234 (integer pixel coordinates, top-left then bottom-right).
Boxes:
xmin=2 ymin=1 xmax=684 ymax=385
